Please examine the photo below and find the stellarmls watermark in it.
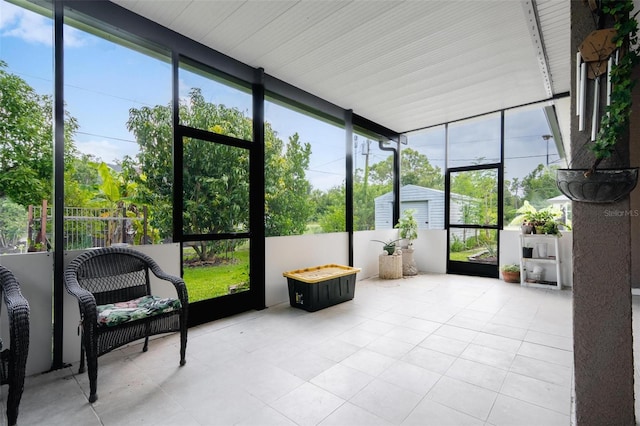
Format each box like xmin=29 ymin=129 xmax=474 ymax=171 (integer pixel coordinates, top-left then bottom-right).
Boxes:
xmin=604 ymin=209 xmax=640 ymax=217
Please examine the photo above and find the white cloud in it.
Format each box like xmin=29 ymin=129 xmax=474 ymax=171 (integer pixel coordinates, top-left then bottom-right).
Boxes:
xmin=1 ymin=1 xmax=87 ymax=47
xmin=62 ymin=25 xmax=87 ymax=48
xmin=0 ymin=1 xmax=20 ymax=28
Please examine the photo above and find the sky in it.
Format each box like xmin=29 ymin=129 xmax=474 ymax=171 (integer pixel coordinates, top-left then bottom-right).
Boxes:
xmin=0 ymin=1 xmax=349 ymax=190
xmin=408 ymin=106 xmax=564 ymax=182
xmin=1 ymin=0 xmax=562 ymax=192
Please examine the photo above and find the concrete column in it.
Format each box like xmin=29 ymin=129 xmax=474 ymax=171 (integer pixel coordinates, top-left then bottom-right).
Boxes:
xmin=571 ymin=3 xmax=635 ymax=424
xmin=631 ymin=67 xmax=640 ymax=289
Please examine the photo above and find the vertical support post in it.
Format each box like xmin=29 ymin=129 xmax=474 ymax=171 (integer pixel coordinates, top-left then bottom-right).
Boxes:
xmin=378 ymin=138 xmax=401 ymax=227
xmin=52 ymin=0 xmax=65 ymax=370
xmin=571 ymin=2 xmax=635 ymax=423
xmin=172 ymin=52 xmax=181 ymax=246
xmin=345 ymin=110 xmax=354 ymax=266
xmin=251 ymin=67 xmax=266 ymax=310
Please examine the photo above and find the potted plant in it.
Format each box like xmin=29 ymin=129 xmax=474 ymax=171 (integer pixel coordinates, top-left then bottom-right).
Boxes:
xmin=395 ymin=209 xmax=418 ymax=276
xmin=525 ymin=210 xmax=564 ymax=236
xmin=511 ymin=202 xmax=570 ymax=237
xmin=395 ymin=209 xmax=418 ymax=248
xmin=500 ymin=264 xmax=521 ymax=283
xmin=371 ymin=238 xmax=401 ymax=255
xmin=557 ymin=0 xmax=639 ymax=203
xmin=371 ymin=239 xmax=403 ymax=279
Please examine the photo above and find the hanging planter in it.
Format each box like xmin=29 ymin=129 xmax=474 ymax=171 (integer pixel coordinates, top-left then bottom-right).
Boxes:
xmin=559 ymin=0 xmax=640 ymax=203
xmin=557 ymin=168 xmax=638 ymax=203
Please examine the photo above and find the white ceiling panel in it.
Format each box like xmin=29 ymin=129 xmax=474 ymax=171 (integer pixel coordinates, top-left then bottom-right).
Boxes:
xmin=168 ymin=1 xmax=247 ymax=41
xmin=199 ymin=1 xmax=298 ymax=56
xmin=114 ymin=0 xmax=190 ymax=27
xmin=111 ymin=0 xmax=571 ymax=133
xmin=229 ymin=1 xmax=355 ymax=65
xmin=537 ymin=0 xmax=571 ymax=95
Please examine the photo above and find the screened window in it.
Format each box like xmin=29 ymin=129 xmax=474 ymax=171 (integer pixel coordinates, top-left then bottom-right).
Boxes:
xmin=0 ymin=0 xmax=54 ymax=254
xmin=264 ymin=97 xmax=345 ymax=236
xmin=63 ymin=14 xmax=172 ymax=248
xmin=179 ymin=59 xmax=253 ymax=141
xmin=448 ymin=113 xmax=501 ymax=168
xmin=402 ymin=126 xmax=446 ymax=229
xmin=353 ymin=131 xmax=396 ymax=231
xmin=504 ymin=105 xmax=567 ymax=228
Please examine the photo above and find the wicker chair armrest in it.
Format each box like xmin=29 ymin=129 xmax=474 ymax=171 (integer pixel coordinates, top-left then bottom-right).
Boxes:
xmin=2 ymin=277 xmax=30 ymax=359
xmin=134 ymin=252 xmax=188 ymax=305
xmin=63 ymin=272 xmax=97 ymax=318
xmin=149 ymin=268 xmax=189 ymax=306
xmin=7 ymin=301 xmax=29 ymax=365
xmin=2 ymin=278 xmax=29 ymax=318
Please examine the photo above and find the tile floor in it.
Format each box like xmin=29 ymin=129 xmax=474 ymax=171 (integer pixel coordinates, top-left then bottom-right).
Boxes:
xmin=12 ymin=273 xmax=577 ymax=425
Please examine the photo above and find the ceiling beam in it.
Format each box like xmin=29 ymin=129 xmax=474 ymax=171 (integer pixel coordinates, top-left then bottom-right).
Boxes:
xmin=522 ymin=0 xmax=554 ymax=98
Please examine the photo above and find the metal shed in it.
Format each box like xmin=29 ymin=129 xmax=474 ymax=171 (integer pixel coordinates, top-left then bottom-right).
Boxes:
xmin=374 ymin=184 xmax=469 ymax=230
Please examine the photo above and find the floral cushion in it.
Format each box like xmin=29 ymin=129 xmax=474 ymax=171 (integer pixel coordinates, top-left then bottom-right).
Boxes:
xmin=97 ymin=295 xmax=181 ymax=327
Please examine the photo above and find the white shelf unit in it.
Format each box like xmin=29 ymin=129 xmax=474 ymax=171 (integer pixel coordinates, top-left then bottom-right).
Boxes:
xmin=519 ymin=234 xmax=561 ymax=290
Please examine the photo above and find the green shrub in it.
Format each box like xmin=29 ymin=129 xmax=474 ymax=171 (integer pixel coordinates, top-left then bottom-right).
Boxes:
xmin=500 ymin=264 xmax=520 ymax=273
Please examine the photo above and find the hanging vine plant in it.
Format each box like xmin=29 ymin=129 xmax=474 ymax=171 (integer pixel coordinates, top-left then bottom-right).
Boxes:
xmin=556 ymin=0 xmax=640 ymax=203
xmin=590 ymin=0 xmax=640 ymax=169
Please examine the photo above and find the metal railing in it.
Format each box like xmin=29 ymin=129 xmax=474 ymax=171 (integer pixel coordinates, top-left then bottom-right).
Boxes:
xmin=26 ymin=204 xmax=149 ymax=252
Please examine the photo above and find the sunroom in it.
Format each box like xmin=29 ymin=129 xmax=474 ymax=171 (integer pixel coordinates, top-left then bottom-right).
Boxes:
xmin=0 ymin=0 xmax=638 ymax=424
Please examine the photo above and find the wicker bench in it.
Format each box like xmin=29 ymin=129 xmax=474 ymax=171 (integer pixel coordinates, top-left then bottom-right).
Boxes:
xmin=64 ymin=247 xmax=188 ymax=403
xmin=0 ymin=266 xmax=30 ymax=426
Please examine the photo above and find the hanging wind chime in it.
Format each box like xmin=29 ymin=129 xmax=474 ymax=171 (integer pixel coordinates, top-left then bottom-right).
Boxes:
xmin=558 ymin=22 xmax=639 ymax=203
xmin=576 ymin=28 xmax=617 ymax=141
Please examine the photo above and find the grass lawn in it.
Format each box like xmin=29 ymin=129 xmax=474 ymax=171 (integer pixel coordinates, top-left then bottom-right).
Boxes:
xmin=183 ymin=249 xmax=249 ymax=302
xmin=449 ymin=248 xmax=485 ymax=262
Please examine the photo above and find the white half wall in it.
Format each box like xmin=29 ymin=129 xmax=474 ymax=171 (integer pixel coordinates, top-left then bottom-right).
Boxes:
xmin=353 ymin=229 xmax=447 ymax=279
xmin=354 ymin=229 xmax=399 ymax=280
xmin=0 ymin=252 xmax=53 ymax=376
xmin=412 ymin=229 xmax=447 ymax=274
xmin=499 ymin=230 xmax=522 ymax=266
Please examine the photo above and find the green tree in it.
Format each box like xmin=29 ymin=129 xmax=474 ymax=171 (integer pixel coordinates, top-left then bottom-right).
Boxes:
xmin=503 ymin=177 xmax=520 ymax=226
xmin=264 ymin=130 xmax=313 ymax=237
xmin=451 ymin=169 xmax=498 ymax=245
xmin=122 ymin=96 xmax=173 ymax=244
xmin=64 ymin=154 xmax=102 ymax=208
xmin=353 ymin=176 xmax=389 ymax=231
xmin=367 ymin=155 xmax=393 ymax=186
xmin=400 ymin=148 xmax=444 ymax=189
xmin=368 ymin=148 xmax=443 ymax=189
xmin=0 ymin=197 xmax=26 ymax=251
xmin=521 ymin=164 xmax=561 ymax=209
xmin=127 ymin=88 xmax=312 ymax=260
xmin=316 ymin=185 xmax=345 ymax=233
xmin=0 ymin=61 xmax=78 ymax=207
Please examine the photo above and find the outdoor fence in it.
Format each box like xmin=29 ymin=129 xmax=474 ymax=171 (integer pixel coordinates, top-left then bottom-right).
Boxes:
xmin=19 ymin=203 xmax=150 ymax=253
